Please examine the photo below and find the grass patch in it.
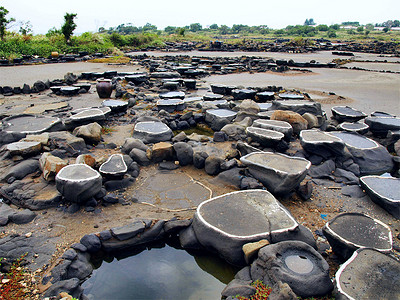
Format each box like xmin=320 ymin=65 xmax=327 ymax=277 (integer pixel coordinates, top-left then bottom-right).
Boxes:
xmin=89 ymin=55 xmax=131 ymax=64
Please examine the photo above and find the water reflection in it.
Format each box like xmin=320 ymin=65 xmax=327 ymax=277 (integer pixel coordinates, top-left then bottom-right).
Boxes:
xmin=83 ymin=241 xmax=239 ymax=300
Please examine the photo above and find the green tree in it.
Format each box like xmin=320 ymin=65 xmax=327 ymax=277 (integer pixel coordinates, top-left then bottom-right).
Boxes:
xmin=209 ymin=23 xmax=219 ymax=30
xmin=177 ymin=27 xmax=185 ymax=36
xmin=356 ymin=26 xmax=364 ymax=33
xmin=304 ymin=18 xmax=315 ymax=26
xmin=330 ymin=24 xmax=340 ymax=30
xmin=164 ymin=26 xmax=177 ymax=33
xmin=383 ymin=27 xmax=389 ymax=33
xmin=219 ymin=25 xmax=230 ymax=35
xmin=61 ymin=13 xmax=77 ymax=43
xmin=328 ymin=30 xmax=337 ymax=38
xmin=365 ymin=23 xmax=374 ymax=31
xmin=0 ymin=6 xmax=15 ymax=41
xmin=19 ymin=21 xmax=32 ymax=36
xmin=316 ymin=24 xmax=329 ymax=31
xmin=189 ymin=23 xmax=202 ymax=32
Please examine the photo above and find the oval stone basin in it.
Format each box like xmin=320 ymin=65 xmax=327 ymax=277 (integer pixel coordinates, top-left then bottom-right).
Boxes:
xmin=335 ymin=248 xmax=400 ymax=300
xmin=253 ymin=119 xmax=293 ymax=139
xmin=323 ymin=212 xmax=392 ymax=260
xmin=330 ymin=131 xmax=378 ymax=149
xmin=1 ymin=114 xmax=61 ymax=134
xmin=257 ymin=103 xmax=273 ymax=111
xmin=240 ymin=152 xmax=311 ymax=195
xmin=207 ymin=109 xmax=237 ymax=118
xmin=57 ymin=164 xmax=100 ymax=181
xmin=133 ymin=121 xmax=173 ymax=144
xmin=159 ymin=91 xmax=185 ymax=99
xmin=102 ymin=100 xmax=128 ymax=112
xmin=278 ymin=93 xmax=304 ymax=100
xmin=365 ymin=117 xmax=400 ymax=135
xmin=99 ymin=154 xmax=127 ymax=177
xmin=156 ymin=99 xmax=185 ymax=112
xmin=338 ymin=122 xmax=369 ymax=134
xmin=360 ymin=176 xmax=400 ymax=219
xmin=256 ymin=91 xmax=275 ymax=101
xmin=246 ymin=127 xmax=284 ymax=147
xmin=331 ymin=106 xmax=367 ymax=122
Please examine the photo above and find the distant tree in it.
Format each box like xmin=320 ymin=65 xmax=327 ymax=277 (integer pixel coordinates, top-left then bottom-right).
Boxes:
xmin=98 ymin=26 xmax=106 ymax=33
xmin=219 ymin=25 xmax=230 ymax=35
xmin=330 ymin=24 xmax=340 ymax=30
xmin=347 ymin=29 xmax=356 ymax=35
xmin=189 ymin=23 xmax=202 ymax=32
xmin=164 ymin=26 xmax=177 ymax=33
xmin=19 ymin=21 xmax=32 ymax=36
xmin=356 ymin=26 xmax=364 ymax=33
xmin=142 ymin=23 xmax=157 ymax=32
xmin=274 ymin=29 xmax=285 ymax=35
xmin=232 ymin=24 xmax=248 ymax=34
xmin=365 ymin=23 xmax=374 ymax=31
xmin=316 ymin=24 xmax=329 ymax=31
xmin=61 ymin=13 xmax=77 ymax=43
xmin=327 ymin=30 xmax=337 ymax=38
xmin=304 ymin=18 xmax=315 ymax=26
xmin=0 ymin=6 xmax=15 ymax=41
xmin=394 ymin=20 xmax=400 ymax=27
xmin=177 ymin=27 xmax=185 ymax=36
xmin=209 ymin=23 xmax=219 ymax=30
xmin=383 ymin=27 xmax=389 ymax=33
xmin=109 ymin=32 xmax=125 ymax=47
xmin=342 ymin=21 xmax=360 ymax=27
xmin=46 ymin=26 xmax=61 ymax=37
xmin=365 ymin=30 xmax=370 ymax=36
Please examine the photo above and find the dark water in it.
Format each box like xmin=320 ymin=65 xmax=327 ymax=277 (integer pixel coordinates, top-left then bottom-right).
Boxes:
xmin=82 ymin=244 xmax=239 ymax=300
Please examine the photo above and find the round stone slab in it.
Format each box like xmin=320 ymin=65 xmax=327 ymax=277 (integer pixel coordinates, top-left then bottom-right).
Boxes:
xmin=6 ymin=141 xmax=42 ymax=156
xmin=338 ymin=122 xmax=369 ymax=135
xmin=192 ymin=190 xmax=298 ymax=265
xmin=55 ymin=164 xmax=102 ymax=203
xmin=205 ymin=109 xmax=237 ymax=131
xmin=331 ymin=106 xmax=367 ymax=123
xmin=360 ymin=176 xmax=400 ymax=219
xmin=335 ymin=248 xmax=400 ymax=300
xmin=271 ymin=100 xmax=322 ymax=116
xmin=253 ymin=119 xmax=293 ymax=140
xmin=323 ymin=212 xmax=392 ymax=260
xmin=246 ymin=127 xmax=284 ymax=147
xmin=365 ymin=116 xmax=400 ymax=136
xmin=330 ymin=131 xmax=394 ymax=175
xmin=240 ymin=152 xmax=311 ymax=196
xmin=102 ymin=100 xmax=128 ymax=112
xmin=1 ymin=114 xmax=62 ymax=134
xmin=300 ymin=129 xmax=345 ymax=156
xmin=132 ymin=121 xmax=173 ymax=144
xmin=159 ymin=91 xmax=185 ymax=99
xmin=99 ymin=154 xmax=127 ymax=177
xmin=156 ymin=99 xmax=186 ymax=113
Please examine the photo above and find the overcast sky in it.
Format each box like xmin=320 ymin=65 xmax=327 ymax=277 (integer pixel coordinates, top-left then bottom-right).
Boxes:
xmin=3 ymin=0 xmax=400 ymax=34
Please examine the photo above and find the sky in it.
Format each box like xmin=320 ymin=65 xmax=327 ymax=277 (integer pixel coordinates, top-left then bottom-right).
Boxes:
xmin=2 ymin=0 xmax=400 ymax=34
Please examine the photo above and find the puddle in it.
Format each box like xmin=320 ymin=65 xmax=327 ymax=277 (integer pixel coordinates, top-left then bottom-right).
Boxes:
xmin=285 ymin=255 xmax=314 ymax=274
xmin=82 ymin=243 xmax=238 ymax=300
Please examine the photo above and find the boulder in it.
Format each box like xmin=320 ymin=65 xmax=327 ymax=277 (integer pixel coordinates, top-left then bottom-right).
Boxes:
xmin=221 ymin=124 xmax=247 ymax=141
xmin=240 ymin=152 xmax=311 ymax=196
xmin=102 ymin=99 xmax=128 ymax=112
xmin=270 ymin=110 xmax=308 ymax=135
xmin=148 ymin=142 xmax=174 ymax=163
xmin=48 ymin=132 xmax=86 ymax=152
xmin=173 ymin=142 xmax=193 ymax=166
xmin=239 ymin=100 xmax=260 ymax=115
xmin=72 ymin=122 xmax=102 ymax=144
xmin=55 ymin=164 xmax=102 ymax=203
xmin=39 ymin=153 xmax=68 ymax=181
xmin=1 ymin=159 xmax=40 ymax=182
xmin=6 ymin=141 xmax=42 ymax=156
xmin=205 ymin=109 xmax=237 ymax=131
xmin=300 ymin=129 xmax=345 ymax=157
xmin=323 ymin=212 xmax=392 ymax=260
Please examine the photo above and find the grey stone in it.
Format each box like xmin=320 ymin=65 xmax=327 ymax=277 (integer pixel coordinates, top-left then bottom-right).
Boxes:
xmin=132 ymin=121 xmax=173 ymax=144
xmin=80 ymin=234 xmax=101 ymax=253
xmin=300 ymin=129 xmax=345 ymax=157
xmin=111 ymin=221 xmax=146 ymax=241
xmin=271 ymin=100 xmax=322 ymax=116
xmin=204 ymin=156 xmax=224 ymax=175
xmin=44 ymin=278 xmax=83 ymax=299
xmin=163 ymin=219 xmax=191 ymax=235
xmin=308 ymin=160 xmax=336 ymax=179
xmin=334 ymin=168 xmax=359 ymax=185
xmin=72 ymin=122 xmax=102 ymax=144
xmin=129 ymin=148 xmax=150 ymax=166
xmin=173 ymin=142 xmax=193 ymax=166
xmin=121 ymin=138 xmax=148 ymax=154
xmin=66 ymin=252 xmax=93 ymax=280
xmin=221 ymin=279 xmax=256 ymax=298
xmin=193 ymin=151 xmax=208 ymax=169
xmin=221 ymin=124 xmax=247 ymax=141
xmin=48 ymin=131 xmax=86 ymax=152
xmin=252 ymin=119 xmax=293 ymax=140
xmin=9 ymin=209 xmax=36 ymax=224
xmin=1 ymin=159 xmax=39 ymax=182
xmin=99 ymin=154 xmax=127 ymax=177
xmin=205 ymin=109 xmax=237 ymax=131
xmin=341 ymin=185 xmax=365 ymax=198
xmin=331 ymin=106 xmax=367 ymax=123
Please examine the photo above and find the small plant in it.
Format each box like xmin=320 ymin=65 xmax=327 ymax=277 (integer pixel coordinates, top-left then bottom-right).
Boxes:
xmin=0 ymin=254 xmax=28 ymax=300
xmin=235 ymin=280 xmax=272 ymax=300
xmin=101 ymin=126 xmax=115 ymax=134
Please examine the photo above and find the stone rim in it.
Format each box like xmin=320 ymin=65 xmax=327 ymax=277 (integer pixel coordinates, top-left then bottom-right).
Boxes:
xmin=134 ymin=121 xmax=172 ymax=135
xmin=99 ymin=154 xmax=128 ymax=175
xmin=196 ymin=190 xmax=298 ymax=239
xmin=253 ymin=119 xmax=292 ymax=130
xmin=70 ymin=108 xmax=105 ymax=120
xmin=330 ymin=131 xmax=380 ymax=150
xmin=324 ymin=212 xmax=393 ymax=252
xmin=338 ymin=122 xmax=369 ymax=132
xmin=2 ymin=114 xmax=61 ymax=134
xmin=246 ymin=127 xmax=285 ymax=140
xmin=56 ymin=164 xmax=101 ymax=183
xmin=300 ymin=129 xmax=343 ymax=144
xmin=331 ymin=106 xmax=367 ymax=118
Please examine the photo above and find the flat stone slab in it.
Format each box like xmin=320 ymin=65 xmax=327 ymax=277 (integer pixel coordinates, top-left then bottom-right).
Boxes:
xmin=365 ymin=116 xmax=400 ymax=136
xmin=6 ymin=141 xmax=42 ymax=156
xmin=60 ymin=86 xmax=80 ymax=96
xmin=203 ymin=93 xmax=224 ymax=101
xmin=360 ymin=176 xmax=400 ymax=219
xmin=64 ymin=108 xmax=107 ymax=130
xmin=300 ymin=129 xmax=345 ymax=156
xmin=246 ymin=127 xmax=284 ymax=147
xmin=335 ymin=248 xmax=400 ymax=300
xmin=1 ymin=114 xmax=62 ymax=135
xmin=156 ymin=99 xmax=186 ymax=113
xmin=271 ymin=100 xmax=322 ymax=116
xmin=192 ymin=190 xmax=299 ymax=265
xmin=240 ymin=152 xmax=311 ymax=196
xmin=102 ymin=100 xmax=128 ymax=112
xmin=256 ymin=91 xmax=275 ymax=101
xmin=252 ymin=119 xmax=293 ymax=140
xmin=231 ymin=89 xmax=257 ymax=100
xmin=125 ymin=73 xmax=149 ymax=85
xmin=331 ymin=106 xmax=367 ymax=122
xmin=338 ymin=122 xmax=369 ymax=134
xmin=257 ymin=103 xmax=273 ymax=111
xmin=330 ymin=131 xmax=394 ymax=175
xmin=205 ymin=109 xmax=237 ymax=131
xmin=278 ymin=93 xmax=305 ymax=100
xmin=159 ymin=91 xmax=185 ymax=99
xmin=150 ymin=71 xmax=181 ymax=79
xmin=55 ymin=164 xmax=102 ymax=203
xmin=323 ymin=213 xmax=392 ymax=260
xmin=99 ymin=154 xmax=127 ymax=177
xmin=132 ymin=121 xmax=173 ymax=144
